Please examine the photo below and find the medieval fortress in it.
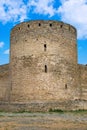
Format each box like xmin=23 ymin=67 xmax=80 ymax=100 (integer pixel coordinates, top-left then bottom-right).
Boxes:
xmin=0 ymin=20 xmax=87 ymax=111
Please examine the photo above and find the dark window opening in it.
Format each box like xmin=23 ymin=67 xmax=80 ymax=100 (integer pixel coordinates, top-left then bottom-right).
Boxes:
xmin=44 ymin=44 xmax=47 ymax=51
xmin=28 ymin=24 xmax=30 ymax=28
xmin=39 ymin=23 xmax=41 ymax=26
xmin=45 ymin=65 xmax=47 ymax=73
xmin=60 ymin=25 xmax=63 ymax=28
xmin=65 ymin=84 xmax=67 ymax=89
xmin=19 ymin=27 xmax=20 ymax=30
xmin=50 ymin=23 xmax=52 ymax=27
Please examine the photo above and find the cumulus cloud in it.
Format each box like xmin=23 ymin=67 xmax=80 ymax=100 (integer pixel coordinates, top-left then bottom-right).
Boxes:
xmin=0 ymin=0 xmax=27 ymax=23
xmin=0 ymin=42 xmax=4 ymax=48
xmin=0 ymin=0 xmax=56 ymax=23
xmin=4 ymin=49 xmax=9 ymax=54
xmin=28 ymin=0 xmax=56 ymax=17
xmin=58 ymin=0 xmax=87 ymax=39
xmin=0 ymin=0 xmax=87 ymax=40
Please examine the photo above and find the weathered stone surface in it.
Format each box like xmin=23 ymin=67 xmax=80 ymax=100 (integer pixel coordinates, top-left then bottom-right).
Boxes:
xmin=78 ymin=64 xmax=87 ymax=100
xmin=0 ymin=20 xmax=87 ymax=111
xmin=10 ymin=20 xmax=78 ymax=103
xmin=0 ymin=64 xmax=10 ymax=102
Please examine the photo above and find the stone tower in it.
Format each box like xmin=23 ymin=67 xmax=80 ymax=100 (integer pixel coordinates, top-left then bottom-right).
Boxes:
xmin=10 ymin=20 xmax=78 ymax=104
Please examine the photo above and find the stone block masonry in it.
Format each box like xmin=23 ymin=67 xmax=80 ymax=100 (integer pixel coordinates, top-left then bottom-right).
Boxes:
xmin=0 ymin=20 xmax=87 ymax=111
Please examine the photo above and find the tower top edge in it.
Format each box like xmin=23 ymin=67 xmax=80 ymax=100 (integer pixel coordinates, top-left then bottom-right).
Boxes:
xmin=11 ymin=20 xmax=77 ymax=34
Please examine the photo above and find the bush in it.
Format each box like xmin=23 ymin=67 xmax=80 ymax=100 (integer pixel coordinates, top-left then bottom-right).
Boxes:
xmin=49 ymin=108 xmax=64 ymax=113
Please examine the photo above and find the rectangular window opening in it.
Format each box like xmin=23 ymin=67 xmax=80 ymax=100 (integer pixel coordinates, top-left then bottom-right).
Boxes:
xmin=44 ymin=44 xmax=47 ymax=51
xmin=45 ymin=65 xmax=47 ymax=73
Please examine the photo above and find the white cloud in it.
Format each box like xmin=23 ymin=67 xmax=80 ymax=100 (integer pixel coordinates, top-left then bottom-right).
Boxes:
xmin=0 ymin=42 xmax=4 ymax=48
xmin=28 ymin=0 xmax=56 ymax=17
xmin=0 ymin=0 xmax=87 ymax=40
xmin=58 ymin=0 xmax=87 ymax=39
xmin=0 ymin=0 xmax=56 ymax=23
xmin=0 ymin=0 xmax=28 ymax=23
xmin=4 ymin=49 xmax=9 ymax=54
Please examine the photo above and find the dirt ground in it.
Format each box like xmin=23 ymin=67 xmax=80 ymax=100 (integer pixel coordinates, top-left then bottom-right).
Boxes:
xmin=0 ymin=112 xmax=87 ymax=130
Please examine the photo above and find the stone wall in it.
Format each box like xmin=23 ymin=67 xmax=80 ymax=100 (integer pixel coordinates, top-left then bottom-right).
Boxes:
xmin=0 ymin=20 xmax=87 ymax=112
xmin=78 ymin=64 xmax=87 ymax=101
xmin=0 ymin=64 xmax=10 ymax=102
xmin=10 ymin=20 xmax=79 ymax=103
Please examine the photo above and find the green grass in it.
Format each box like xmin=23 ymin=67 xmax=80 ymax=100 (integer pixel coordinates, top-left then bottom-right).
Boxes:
xmin=0 ymin=109 xmax=87 ymax=114
xmin=49 ymin=108 xmax=64 ymax=113
xmin=70 ymin=109 xmax=87 ymax=114
xmin=49 ymin=108 xmax=87 ymax=114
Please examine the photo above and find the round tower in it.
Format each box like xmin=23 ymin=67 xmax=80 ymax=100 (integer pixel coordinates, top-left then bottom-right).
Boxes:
xmin=10 ymin=20 xmax=78 ymax=104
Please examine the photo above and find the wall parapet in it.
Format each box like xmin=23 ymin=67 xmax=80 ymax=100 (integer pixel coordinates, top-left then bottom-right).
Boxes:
xmin=11 ymin=20 xmax=77 ymax=37
xmin=0 ymin=64 xmax=9 ymax=73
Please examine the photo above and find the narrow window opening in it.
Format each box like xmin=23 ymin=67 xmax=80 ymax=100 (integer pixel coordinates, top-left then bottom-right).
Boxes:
xmin=60 ymin=25 xmax=63 ymax=28
xmin=39 ymin=23 xmax=41 ymax=26
xmin=45 ymin=65 xmax=47 ymax=73
xmin=50 ymin=23 xmax=52 ymax=27
xmin=44 ymin=44 xmax=47 ymax=51
xmin=65 ymin=84 xmax=67 ymax=89
xmin=19 ymin=27 xmax=20 ymax=30
xmin=28 ymin=24 xmax=30 ymax=28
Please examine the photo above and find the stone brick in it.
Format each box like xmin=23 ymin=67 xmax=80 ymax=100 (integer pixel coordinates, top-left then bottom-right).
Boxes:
xmin=0 ymin=20 xmax=87 ymax=111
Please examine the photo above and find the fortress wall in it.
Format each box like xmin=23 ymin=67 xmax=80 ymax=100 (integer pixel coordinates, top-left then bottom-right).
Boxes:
xmin=0 ymin=20 xmax=87 ymax=111
xmin=10 ymin=20 xmax=79 ymax=103
xmin=0 ymin=64 xmax=10 ymax=102
xmin=78 ymin=64 xmax=87 ymax=100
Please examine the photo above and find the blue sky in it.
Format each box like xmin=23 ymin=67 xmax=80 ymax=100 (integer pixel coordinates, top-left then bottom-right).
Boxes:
xmin=0 ymin=0 xmax=87 ymax=65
